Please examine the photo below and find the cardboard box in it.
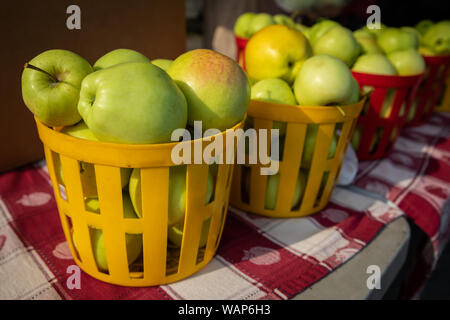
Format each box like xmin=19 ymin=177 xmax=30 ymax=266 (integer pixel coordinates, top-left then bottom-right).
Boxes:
xmin=0 ymin=0 xmax=186 ymax=173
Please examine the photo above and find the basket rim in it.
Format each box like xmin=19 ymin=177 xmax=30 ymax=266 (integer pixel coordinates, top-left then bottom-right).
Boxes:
xmin=36 ymin=117 xmax=245 ymax=168
xmin=352 ymin=71 xmax=424 ymax=88
xmin=247 ymin=96 xmax=366 ymax=124
xmin=422 ymin=54 xmax=450 ymax=63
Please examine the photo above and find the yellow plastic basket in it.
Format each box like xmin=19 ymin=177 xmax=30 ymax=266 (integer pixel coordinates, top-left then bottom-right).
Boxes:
xmin=230 ymin=98 xmax=364 ymax=218
xmin=35 ymin=118 xmax=243 ymax=287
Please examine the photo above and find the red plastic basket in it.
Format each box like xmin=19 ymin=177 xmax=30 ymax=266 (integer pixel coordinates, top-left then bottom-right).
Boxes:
xmin=351 ymin=71 xmax=423 ymax=161
xmin=235 ymin=35 xmax=249 ymax=70
xmin=407 ymin=55 xmax=450 ymax=126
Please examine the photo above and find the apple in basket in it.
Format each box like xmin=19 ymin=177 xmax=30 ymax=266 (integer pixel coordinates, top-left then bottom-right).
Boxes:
xmin=308 ymin=19 xmax=340 ymax=46
xmin=312 ymin=25 xmax=361 ymax=67
xmin=168 ymin=49 xmax=250 ymax=132
xmin=377 ymin=27 xmax=419 ymax=54
xmin=92 ymin=48 xmax=150 ymax=71
xmin=415 ymin=20 xmax=434 ymax=36
xmin=293 ymin=54 xmax=358 ymax=167
xmin=352 ymin=53 xmax=398 ymax=75
xmin=151 ymin=58 xmax=173 ymax=71
xmin=422 ymin=21 xmax=450 ymax=55
xmin=128 ymin=165 xmax=214 ymax=225
xmin=250 ymin=78 xmax=297 ymax=136
xmin=57 ymin=121 xmax=132 ymax=197
xmin=72 ymin=194 xmax=142 ymax=272
xmin=78 ymin=61 xmax=188 ymax=144
xmin=273 ymin=14 xmax=296 ymax=29
xmin=293 ymin=54 xmax=356 ymax=106
xmin=234 ymin=12 xmax=256 ymax=39
xmin=264 ymin=171 xmax=307 ymax=210
xmin=21 ymin=49 xmax=93 ymax=127
xmin=353 ymin=30 xmax=383 ymax=55
xmin=247 ymin=13 xmax=275 ymax=37
xmin=245 ymin=24 xmax=312 ymax=84
xmin=168 ymin=219 xmax=211 ymax=248
xmin=387 ymin=48 xmax=426 ymax=76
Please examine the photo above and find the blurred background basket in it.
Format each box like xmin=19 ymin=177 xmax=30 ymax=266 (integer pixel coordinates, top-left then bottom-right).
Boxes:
xmin=351 ymin=71 xmax=423 ymax=161
xmin=230 ymin=98 xmax=364 ymax=218
xmin=35 ymin=118 xmax=242 ymax=287
xmin=235 ymin=35 xmax=249 ymax=69
xmin=407 ymin=55 xmax=450 ymax=125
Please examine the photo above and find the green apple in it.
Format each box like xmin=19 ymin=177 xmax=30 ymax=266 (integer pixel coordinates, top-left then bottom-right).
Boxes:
xmin=294 ymin=23 xmax=310 ymax=38
xmin=78 ymin=62 xmax=187 ymax=144
xmin=380 ymin=88 xmax=406 ymax=118
xmin=129 ymin=165 xmax=214 ymax=225
xmin=419 ymin=46 xmax=435 ymax=56
xmin=248 ymin=13 xmax=275 ymax=36
xmin=57 ymin=121 xmax=132 ymax=196
xmin=273 ymin=14 xmax=295 ymax=28
xmin=356 ymin=37 xmax=383 ymax=54
xmin=301 ymin=124 xmax=338 ymax=169
xmin=352 ymin=126 xmax=378 ymax=152
xmin=21 ymin=49 xmax=93 ymax=127
xmin=407 ymin=99 xmax=418 ymax=123
xmin=168 ymin=218 xmax=211 ymax=248
xmin=387 ymin=49 xmax=425 ymax=75
xmin=416 ymin=20 xmax=434 ymax=35
xmin=312 ymin=26 xmax=361 ymax=67
xmin=264 ymin=170 xmax=307 ymax=210
xmin=72 ymin=194 xmax=142 ymax=272
xmin=353 ymin=29 xmax=383 ymax=54
xmin=168 ymin=49 xmax=249 ymax=132
xmin=343 ymin=76 xmax=360 ymax=105
xmin=377 ymin=28 xmax=419 ymax=53
xmin=251 ymin=78 xmax=296 ymax=136
xmin=363 ymin=22 xmax=386 ymax=37
xmin=93 ymin=48 xmax=150 ymax=71
xmin=151 ymin=59 xmax=173 ymax=71
xmin=353 ymin=28 xmax=376 ymax=40
xmin=422 ymin=21 xmax=450 ymax=55
xmin=351 ymin=126 xmax=361 ymax=150
xmin=234 ymin=12 xmax=256 ymax=38
xmin=402 ymin=27 xmax=421 ymax=46
xmin=308 ymin=19 xmax=340 ymax=45
xmin=293 ymin=54 xmax=354 ymax=106
xmin=352 ymin=53 xmax=397 ymax=75
xmin=245 ymin=24 xmax=312 ymax=84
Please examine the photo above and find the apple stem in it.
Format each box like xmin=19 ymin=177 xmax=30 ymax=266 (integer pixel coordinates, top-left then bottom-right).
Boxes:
xmin=24 ymin=63 xmax=59 ymax=83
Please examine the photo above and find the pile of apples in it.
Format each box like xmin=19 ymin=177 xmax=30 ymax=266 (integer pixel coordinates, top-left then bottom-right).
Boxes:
xmin=415 ymin=20 xmax=450 ymax=56
xmin=237 ymin=14 xmax=449 ymax=159
xmin=238 ymin=20 xmax=360 ymax=210
xmin=234 ymin=12 xmax=307 ymax=39
xmin=21 ymin=48 xmax=250 ymax=271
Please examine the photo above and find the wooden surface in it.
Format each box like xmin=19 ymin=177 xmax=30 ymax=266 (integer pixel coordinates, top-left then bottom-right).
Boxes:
xmin=0 ymin=0 xmax=186 ymax=173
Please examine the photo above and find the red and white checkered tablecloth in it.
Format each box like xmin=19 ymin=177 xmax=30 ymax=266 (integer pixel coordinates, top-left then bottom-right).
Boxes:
xmin=355 ymin=112 xmax=450 ymax=257
xmin=0 ymin=157 xmax=403 ymax=300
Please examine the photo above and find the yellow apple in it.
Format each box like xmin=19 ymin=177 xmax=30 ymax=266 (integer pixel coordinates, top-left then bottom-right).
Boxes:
xmin=245 ymin=24 xmax=312 ymax=84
